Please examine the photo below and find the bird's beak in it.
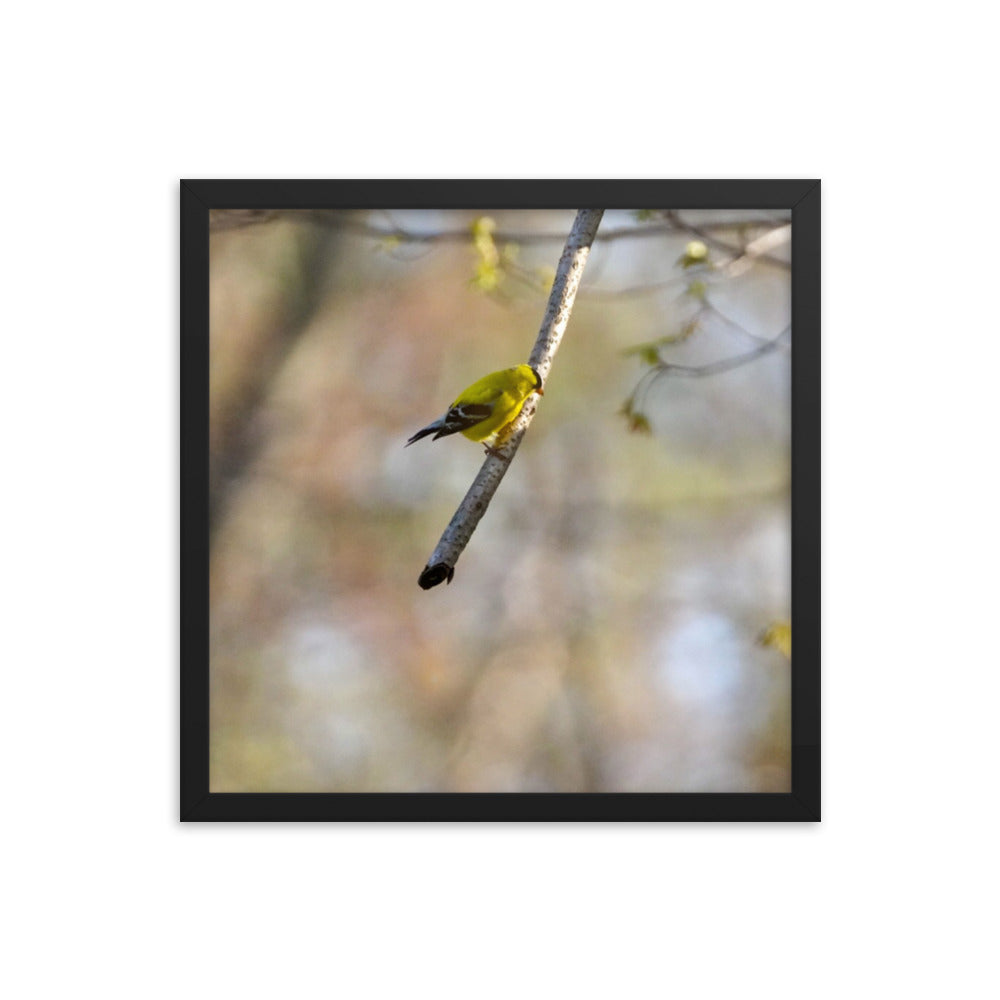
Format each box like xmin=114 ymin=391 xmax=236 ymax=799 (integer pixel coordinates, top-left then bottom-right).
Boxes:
xmin=536 ymin=387 xmax=544 ymax=395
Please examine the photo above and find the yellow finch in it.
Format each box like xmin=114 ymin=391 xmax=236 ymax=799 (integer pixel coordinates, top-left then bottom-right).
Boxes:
xmin=406 ymin=364 xmax=544 ymax=450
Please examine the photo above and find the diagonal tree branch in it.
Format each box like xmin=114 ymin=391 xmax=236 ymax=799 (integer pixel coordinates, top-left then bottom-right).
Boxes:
xmin=417 ymin=208 xmax=605 ymax=589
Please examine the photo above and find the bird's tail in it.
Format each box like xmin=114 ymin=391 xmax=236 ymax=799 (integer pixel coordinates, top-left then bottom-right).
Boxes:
xmin=405 ymin=421 xmax=444 ymax=447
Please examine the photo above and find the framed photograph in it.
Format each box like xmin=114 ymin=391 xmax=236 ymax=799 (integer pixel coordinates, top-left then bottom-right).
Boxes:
xmin=182 ymin=180 xmax=819 ymax=821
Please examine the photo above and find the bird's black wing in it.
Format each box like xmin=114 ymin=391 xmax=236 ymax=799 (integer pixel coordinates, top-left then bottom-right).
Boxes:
xmin=406 ymin=402 xmax=495 ymax=446
xmin=432 ymin=403 xmax=493 ymax=439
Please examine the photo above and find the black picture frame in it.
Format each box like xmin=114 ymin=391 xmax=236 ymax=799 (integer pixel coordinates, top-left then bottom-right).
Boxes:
xmin=182 ymin=180 xmax=820 ymax=822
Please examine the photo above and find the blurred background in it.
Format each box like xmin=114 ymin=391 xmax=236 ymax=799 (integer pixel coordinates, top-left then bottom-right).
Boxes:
xmin=208 ymin=208 xmax=791 ymax=793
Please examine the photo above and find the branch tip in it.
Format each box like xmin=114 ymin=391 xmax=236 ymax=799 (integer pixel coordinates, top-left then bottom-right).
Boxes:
xmin=418 ymin=562 xmax=455 ymax=590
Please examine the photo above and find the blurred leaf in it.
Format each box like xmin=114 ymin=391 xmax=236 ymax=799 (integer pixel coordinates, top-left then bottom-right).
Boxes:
xmin=470 ymin=215 xmax=496 ymax=240
xmin=759 ymin=622 xmax=791 ymax=658
xmin=664 ymin=318 xmax=699 ymax=343
xmin=686 ymin=279 xmax=708 ymax=301
xmin=632 ymin=209 xmax=657 ymax=222
xmin=470 ymin=215 xmax=502 ymax=291
xmin=471 ymin=218 xmax=499 ymax=263
xmin=622 ymin=342 xmax=661 ymax=365
xmin=622 ymin=320 xmax=699 ymax=363
xmin=678 ymin=240 xmax=710 ymax=268
xmin=471 ymin=260 xmax=501 ymax=292
xmin=622 ymin=342 xmax=657 ymax=363
xmin=619 ymin=398 xmax=652 ymax=433
xmin=535 ymin=265 xmax=556 ymax=292
xmin=627 ymin=411 xmax=652 ymax=434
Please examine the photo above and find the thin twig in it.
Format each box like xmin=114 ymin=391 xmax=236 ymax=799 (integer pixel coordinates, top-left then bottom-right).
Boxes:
xmin=653 ymin=325 xmax=791 ymax=377
xmin=209 ymin=208 xmax=783 ymax=249
xmin=626 ymin=325 xmax=791 ymax=418
xmin=417 ymin=209 xmax=605 ymax=589
xmin=701 ymin=302 xmax=791 ymax=348
xmin=663 ymin=210 xmax=791 ymax=271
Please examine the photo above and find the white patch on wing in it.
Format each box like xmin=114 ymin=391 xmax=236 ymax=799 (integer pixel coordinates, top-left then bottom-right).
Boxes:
xmin=445 ymin=402 xmax=493 ymax=431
